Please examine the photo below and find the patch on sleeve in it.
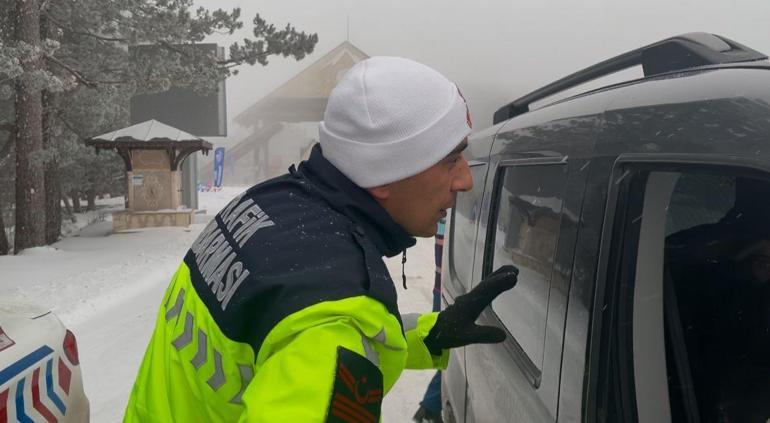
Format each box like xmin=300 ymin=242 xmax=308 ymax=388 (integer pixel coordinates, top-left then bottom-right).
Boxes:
xmin=326 ymin=346 xmax=383 ymax=423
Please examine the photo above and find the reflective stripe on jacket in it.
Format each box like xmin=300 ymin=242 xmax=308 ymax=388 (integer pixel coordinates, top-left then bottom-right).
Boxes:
xmin=124 ymin=263 xmax=447 ymax=422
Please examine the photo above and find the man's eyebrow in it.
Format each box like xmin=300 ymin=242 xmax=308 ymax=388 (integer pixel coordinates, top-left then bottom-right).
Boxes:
xmin=448 ymin=142 xmax=469 ymax=156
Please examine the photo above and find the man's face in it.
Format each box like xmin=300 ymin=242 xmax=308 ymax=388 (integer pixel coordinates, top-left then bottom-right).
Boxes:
xmin=750 ymin=255 xmax=770 ymax=285
xmin=369 ymin=139 xmax=473 ymax=237
xmin=737 ymin=240 xmax=770 ymax=286
xmin=747 ymin=241 xmax=770 ymax=285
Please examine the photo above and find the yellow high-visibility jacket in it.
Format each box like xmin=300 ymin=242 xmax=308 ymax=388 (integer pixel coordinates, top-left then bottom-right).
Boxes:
xmin=124 ymin=145 xmax=448 ymax=422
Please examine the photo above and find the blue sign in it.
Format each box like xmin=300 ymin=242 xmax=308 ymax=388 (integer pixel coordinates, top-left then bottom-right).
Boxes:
xmin=213 ymin=147 xmax=225 ymax=187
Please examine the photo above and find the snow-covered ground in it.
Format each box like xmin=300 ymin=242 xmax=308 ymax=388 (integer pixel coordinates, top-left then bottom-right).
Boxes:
xmin=0 ymin=186 xmax=437 ymax=422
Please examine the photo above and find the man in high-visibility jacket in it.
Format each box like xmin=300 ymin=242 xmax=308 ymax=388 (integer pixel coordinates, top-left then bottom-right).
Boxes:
xmin=124 ymin=56 xmax=518 ymax=422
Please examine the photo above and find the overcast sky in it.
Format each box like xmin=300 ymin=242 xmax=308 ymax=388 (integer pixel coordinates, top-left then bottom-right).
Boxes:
xmin=196 ymin=0 xmax=770 ymax=142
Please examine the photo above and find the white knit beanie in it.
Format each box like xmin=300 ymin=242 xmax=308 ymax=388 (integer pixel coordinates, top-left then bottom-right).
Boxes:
xmin=319 ymin=57 xmax=472 ymax=188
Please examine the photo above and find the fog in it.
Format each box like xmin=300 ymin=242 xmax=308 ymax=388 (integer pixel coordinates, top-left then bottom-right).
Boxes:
xmin=195 ymin=0 xmax=770 ymax=146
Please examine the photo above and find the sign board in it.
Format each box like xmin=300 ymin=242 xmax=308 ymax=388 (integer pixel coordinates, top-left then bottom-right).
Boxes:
xmin=213 ymin=147 xmax=225 ymax=187
xmin=129 ymin=44 xmax=227 ymax=137
xmin=132 ymin=175 xmax=144 ymax=186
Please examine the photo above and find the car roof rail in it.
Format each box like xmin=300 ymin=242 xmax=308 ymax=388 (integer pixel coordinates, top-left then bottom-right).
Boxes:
xmin=492 ymin=32 xmax=768 ymax=125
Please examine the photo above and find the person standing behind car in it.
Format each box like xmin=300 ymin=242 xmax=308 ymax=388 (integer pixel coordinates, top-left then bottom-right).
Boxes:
xmin=124 ymin=57 xmax=518 ymax=422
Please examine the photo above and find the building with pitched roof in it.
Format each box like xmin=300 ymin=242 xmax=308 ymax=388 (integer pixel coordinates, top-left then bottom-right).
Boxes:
xmin=201 ymin=41 xmax=368 ymax=185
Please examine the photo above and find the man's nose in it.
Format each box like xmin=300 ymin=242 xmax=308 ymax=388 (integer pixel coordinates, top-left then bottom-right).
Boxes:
xmin=452 ymin=157 xmax=473 ymax=192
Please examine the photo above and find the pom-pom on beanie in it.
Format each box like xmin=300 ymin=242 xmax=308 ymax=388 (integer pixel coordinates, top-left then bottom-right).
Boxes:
xmin=319 ymin=57 xmax=472 ymax=188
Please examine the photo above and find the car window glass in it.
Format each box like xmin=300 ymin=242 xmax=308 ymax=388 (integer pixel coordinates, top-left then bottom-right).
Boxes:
xmin=614 ymin=168 xmax=770 ymax=423
xmin=665 ymin=173 xmax=735 ymax=236
xmin=449 ymin=164 xmax=488 ymax=292
xmin=664 ymin=172 xmax=770 ymax=423
xmin=489 ymin=164 xmax=568 ymax=370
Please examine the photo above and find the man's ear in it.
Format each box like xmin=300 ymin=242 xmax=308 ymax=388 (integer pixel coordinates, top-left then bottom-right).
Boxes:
xmin=366 ymin=185 xmax=390 ymax=201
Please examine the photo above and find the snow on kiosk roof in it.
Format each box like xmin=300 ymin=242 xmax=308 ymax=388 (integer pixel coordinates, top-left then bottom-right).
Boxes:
xmin=86 ymin=119 xmax=213 ymax=171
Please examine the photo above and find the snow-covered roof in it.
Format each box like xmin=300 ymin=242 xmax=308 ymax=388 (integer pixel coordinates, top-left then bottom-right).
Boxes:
xmin=90 ymin=119 xmax=204 ymax=143
xmin=234 ymin=41 xmax=369 ymax=126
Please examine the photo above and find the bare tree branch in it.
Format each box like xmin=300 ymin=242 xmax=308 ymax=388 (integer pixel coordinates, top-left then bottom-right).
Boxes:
xmin=157 ymin=40 xmax=191 ymax=58
xmin=43 ymin=11 xmax=126 ymax=43
xmin=55 ymin=111 xmax=85 ymax=139
xmin=216 ymin=49 xmax=277 ymax=66
xmin=45 ymin=55 xmax=98 ymax=88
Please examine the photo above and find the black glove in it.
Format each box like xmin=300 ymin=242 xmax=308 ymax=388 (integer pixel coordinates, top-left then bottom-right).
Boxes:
xmin=423 ymin=265 xmax=519 ymax=356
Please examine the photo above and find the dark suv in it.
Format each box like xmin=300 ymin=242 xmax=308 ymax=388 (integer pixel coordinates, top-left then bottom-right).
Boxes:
xmin=442 ymin=33 xmax=770 ymax=423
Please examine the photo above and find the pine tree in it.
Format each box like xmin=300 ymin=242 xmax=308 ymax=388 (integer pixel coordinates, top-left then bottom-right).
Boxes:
xmin=13 ymin=0 xmax=46 ymax=251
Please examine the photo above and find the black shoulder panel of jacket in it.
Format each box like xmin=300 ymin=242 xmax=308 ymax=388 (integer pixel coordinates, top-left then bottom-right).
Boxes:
xmin=326 ymin=346 xmax=382 ymax=423
xmin=183 ymin=168 xmax=400 ymax=356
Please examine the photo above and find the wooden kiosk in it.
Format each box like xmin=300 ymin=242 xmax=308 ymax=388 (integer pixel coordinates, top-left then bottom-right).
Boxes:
xmin=86 ymin=120 xmax=212 ymax=231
